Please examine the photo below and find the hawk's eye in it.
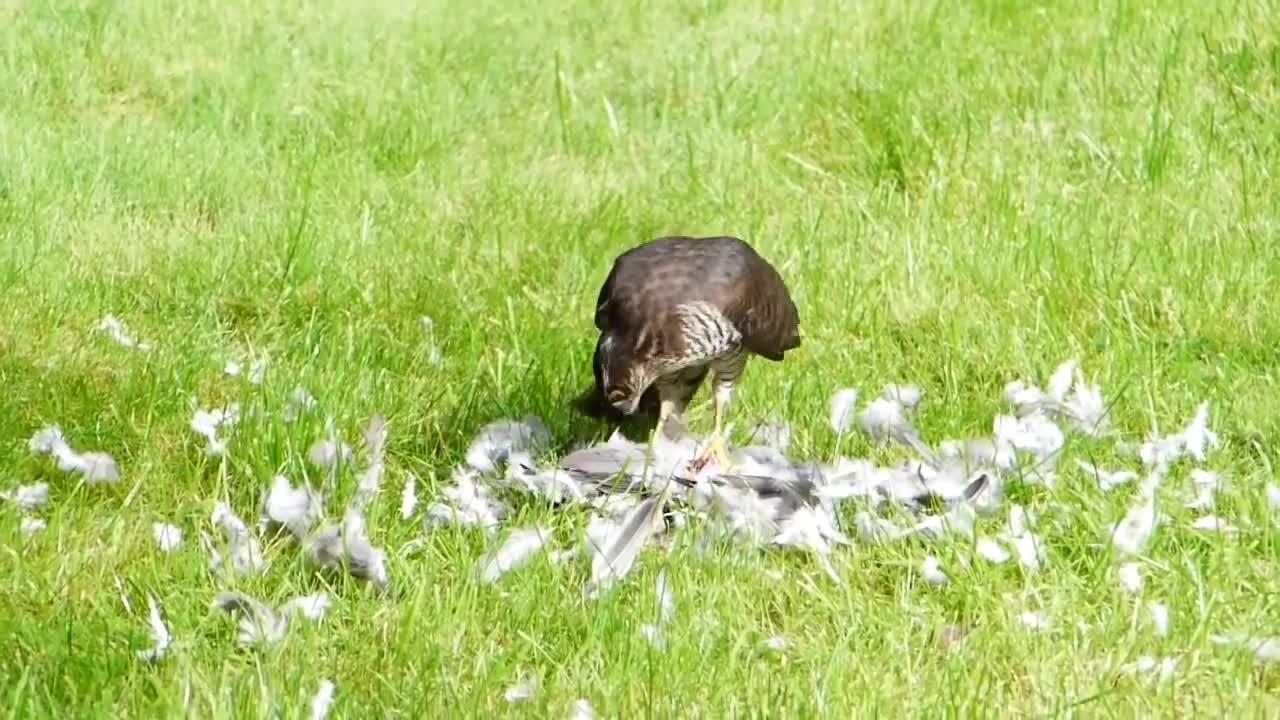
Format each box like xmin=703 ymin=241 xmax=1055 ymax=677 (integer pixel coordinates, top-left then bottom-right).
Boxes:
xmin=606 ymin=388 xmax=628 ymax=403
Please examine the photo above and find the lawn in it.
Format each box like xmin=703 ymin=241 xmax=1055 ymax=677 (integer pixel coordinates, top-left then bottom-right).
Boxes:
xmin=2 ymin=0 xmax=1279 ymax=716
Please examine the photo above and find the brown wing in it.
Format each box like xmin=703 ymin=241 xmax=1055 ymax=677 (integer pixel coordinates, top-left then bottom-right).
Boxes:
xmin=719 ymin=240 xmax=801 ymax=361
xmin=593 ymin=235 xmax=800 ymax=360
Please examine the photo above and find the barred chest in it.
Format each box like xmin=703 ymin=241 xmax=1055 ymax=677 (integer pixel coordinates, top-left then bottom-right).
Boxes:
xmin=660 ymin=302 xmax=746 ymax=373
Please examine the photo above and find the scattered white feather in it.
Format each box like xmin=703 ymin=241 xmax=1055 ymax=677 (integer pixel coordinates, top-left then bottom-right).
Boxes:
xmin=654 ymin=568 xmax=674 ymax=623
xmin=309 ymin=679 xmax=335 ymax=720
xmin=302 ymin=508 xmax=389 ymax=591
xmin=639 ymin=623 xmax=666 ymax=651
xmin=881 ymin=383 xmax=922 ymax=410
xmin=465 ymin=416 xmax=552 ymax=474
xmin=1073 ymin=459 xmax=1136 ymax=491
xmin=190 ymin=404 xmax=240 ymax=457
xmin=501 ymin=456 xmax=591 ymax=505
xmin=153 ymin=523 xmax=183 ymax=552
xmin=1121 ymin=655 xmax=1178 ymax=683
xmin=73 ymin=451 xmax=121 ymax=483
xmin=828 ymin=388 xmax=859 ymax=433
xmin=904 ymin=502 xmax=977 ymax=543
xmin=1011 ymin=413 xmax=1065 ymax=459
xmin=1118 ymin=562 xmax=1142 ymax=594
xmin=1209 ymin=633 xmax=1280 ymax=665
xmin=1063 ymin=374 xmax=1110 ymax=436
xmin=1046 ymin=360 xmax=1076 ymax=402
xmin=639 ymin=567 xmax=675 ymax=648
xmin=504 ymin=676 xmax=537 ymax=703
xmin=994 ymin=411 xmax=1065 ymax=485
xmin=213 ymin=591 xmax=287 ymax=644
xmin=1147 ymin=601 xmax=1169 ymax=637
xmin=697 ymin=483 xmax=783 ymax=546
xmin=476 ymin=526 xmax=551 ymax=584
xmin=996 ymin=504 xmax=1045 ymax=572
xmin=1267 ymin=484 xmax=1280 ymax=514
xmin=548 ymin=547 xmax=581 ymax=565
xmin=1139 ymin=401 xmax=1219 ymax=469
xmin=213 ymin=590 xmax=329 ymax=645
xmin=1180 ymin=402 xmax=1219 ymax=462
xmin=1137 ymin=434 xmax=1182 ymax=470
xmin=920 ymin=556 xmax=948 ymax=586
xmin=114 ymin=575 xmax=133 ymax=613
xmin=2 ymin=482 xmax=49 ymax=512
xmin=1003 ymin=361 xmax=1111 ymax=436
xmin=1184 ymin=469 xmax=1222 ymax=510
xmin=1010 ymin=531 xmax=1046 ymax=573
xmin=223 ymin=360 xmax=242 ymax=377
xmin=28 ymin=425 xmax=120 ymax=484
xmin=298 ymin=372 xmax=1236 ymax=644
xmin=352 ymin=414 xmax=388 ymax=508
xmin=281 ymin=592 xmax=331 ymax=621
xmin=401 ymin=472 xmax=419 ymax=519
xmin=975 ymin=537 xmax=1010 ymax=564
xmin=283 ymin=386 xmax=317 ymax=423
xmin=208 ymin=503 xmax=265 ymax=577
xmin=761 ymin=635 xmax=787 ymax=652
xmin=262 ymin=475 xmax=323 ymax=540
xmin=96 ymin=315 xmax=152 ymax=352
xmin=425 ymin=468 xmax=506 ymax=534
xmin=28 ymin=425 xmax=65 ymax=454
xmin=20 ymin=517 xmax=46 ymax=535
xmin=247 ymin=355 xmax=269 ymax=385
xmin=853 ymin=511 xmax=905 ymax=544
xmin=1006 ymin=504 xmax=1028 ymax=538
xmin=858 ymin=397 xmax=911 ymax=446
xmin=773 ymin=504 xmax=847 ymax=551
xmin=307 ymin=438 xmax=353 ymax=472
xmin=1017 ymin=611 xmax=1052 ymax=631
xmin=136 ymin=593 xmax=171 ymax=661
xmin=420 ymin=316 xmax=443 ymax=365
xmin=1189 ymin=515 xmax=1239 ymax=534
xmin=1110 ymin=475 xmax=1160 ymax=557
xmin=748 ymin=417 xmax=791 ymax=451
xmin=772 ymin=504 xmax=849 ymax=581
xmin=569 ymin=699 xmax=595 ymax=720
xmin=583 ymin=515 xmax=619 ymax=553
xmin=1003 ymin=380 xmax=1045 ymax=412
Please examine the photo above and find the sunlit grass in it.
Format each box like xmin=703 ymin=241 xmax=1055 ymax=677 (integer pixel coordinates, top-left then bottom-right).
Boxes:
xmin=1 ymin=0 xmax=1279 ymax=716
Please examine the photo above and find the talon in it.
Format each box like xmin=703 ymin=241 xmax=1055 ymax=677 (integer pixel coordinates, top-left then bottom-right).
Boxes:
xmin=690 ymin=433 xmax=733 ymax=474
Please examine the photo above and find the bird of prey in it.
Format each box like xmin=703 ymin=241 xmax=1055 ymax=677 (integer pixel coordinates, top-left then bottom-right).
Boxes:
xmin=573 ymin=235 xmax=801 ymax=472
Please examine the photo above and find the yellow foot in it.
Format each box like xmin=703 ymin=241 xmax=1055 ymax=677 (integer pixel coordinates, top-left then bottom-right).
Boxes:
xmin=690 ymin=433 xmax=734 ymax=474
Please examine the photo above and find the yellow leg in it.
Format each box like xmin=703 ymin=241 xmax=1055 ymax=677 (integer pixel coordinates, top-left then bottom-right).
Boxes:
xmin=691 ymin=386 xmax=734 ymax=473
xmin=644 ymin=399 xmax=675 ymax=466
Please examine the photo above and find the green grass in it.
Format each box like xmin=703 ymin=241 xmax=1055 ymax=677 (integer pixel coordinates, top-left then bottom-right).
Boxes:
xmin=2 ymin=0 xmax=1280 ymax=715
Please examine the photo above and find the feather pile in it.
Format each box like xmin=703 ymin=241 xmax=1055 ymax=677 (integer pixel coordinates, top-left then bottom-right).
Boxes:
xmin=424 ymin=354 xmax=1252 ymax=650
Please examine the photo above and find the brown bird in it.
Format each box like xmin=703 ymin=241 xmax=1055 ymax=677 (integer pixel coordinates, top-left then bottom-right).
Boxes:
xmin=573 ymin=235 xmax=801 ymax=471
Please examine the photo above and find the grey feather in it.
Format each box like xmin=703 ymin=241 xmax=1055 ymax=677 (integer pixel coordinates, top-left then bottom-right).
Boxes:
xmin=586 ymin=488 xmax=669 ymax=596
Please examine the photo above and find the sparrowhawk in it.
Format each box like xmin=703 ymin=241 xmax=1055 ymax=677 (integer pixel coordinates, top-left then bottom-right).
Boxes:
xmin=573 ymin=235 xmax=801 ymax=471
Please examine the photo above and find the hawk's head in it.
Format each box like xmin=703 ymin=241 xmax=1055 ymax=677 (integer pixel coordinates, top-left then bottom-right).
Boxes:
xmin=593 ymin=332 xmax=657 ymax=416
